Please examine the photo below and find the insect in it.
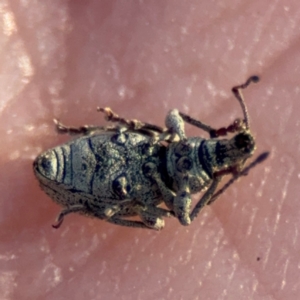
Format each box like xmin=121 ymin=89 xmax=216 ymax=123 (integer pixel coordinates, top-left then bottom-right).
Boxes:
xmin=33 ymin=75 xmax=269 ymax=230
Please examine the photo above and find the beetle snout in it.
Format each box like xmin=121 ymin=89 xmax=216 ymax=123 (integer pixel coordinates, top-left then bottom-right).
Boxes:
xmin=234 ymin=132 xmax=255 ymax=155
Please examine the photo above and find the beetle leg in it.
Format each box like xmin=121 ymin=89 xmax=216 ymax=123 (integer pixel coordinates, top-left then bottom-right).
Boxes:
xmin=151 ymin=176 xmax=176 ymax=210
xmin=101 ymin=199 xmax=173 ymax=230
xmin=135 ymin=208 xmax=165 ymax=230
xmin=143 ymin=162 xmax=192 ymax=225
xmin=154 ymin=173 xmax=193 ymax=226
xmin=54 ymin=119 xmax=118 ymax=136
xmin=104 ymin=200 xmax=168 ymax=230
xmin=164 ymin=109 xmax=187 ymax=141
xmin=52 ymin=204 xmax=86 ymax=228
xmin=106 ymin=217 xmax=159 ymax=230
xmin=173 ymin=175 xmax=192 ymax=226
xmin=98 ymin=107 xmax=164 ymax=134
xmin=179 ymin=76 xmax=260 ymax=138
xmin=143 ymin=162 xmax=175 ymax=210
xmin=208 ymin=151 xmax=269 ymax=206
xmin=150 ymin=131 xmax=178 ymax=144
xmin=143 ymin=205 xmax=174 ymax=218
xmin=103 ymin=204 xmax=123 ymax=218
xmin=190 ymin=178 xmax=221 ymax=221
xmin=150 ymin=172 xmax=194 ymax=226
xmin=179 ymin=111 xmax=215 ymax=134
xmin=180 ymin=112 xmax=246 ymax=138
xmin=131 ymin=203 xmax=174 ymax=230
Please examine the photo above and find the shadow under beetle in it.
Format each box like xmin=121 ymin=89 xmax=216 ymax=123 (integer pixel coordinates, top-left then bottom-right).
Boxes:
xmin=33 ymin=76 xmax=269 ymax=230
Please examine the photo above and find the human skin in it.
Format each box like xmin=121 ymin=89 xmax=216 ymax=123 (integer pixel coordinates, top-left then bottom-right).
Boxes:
xmin=1 ymin=1 xmax=300 ymax=299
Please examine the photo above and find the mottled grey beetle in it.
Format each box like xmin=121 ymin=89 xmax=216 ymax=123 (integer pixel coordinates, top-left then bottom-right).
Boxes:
xmin=33 ymin=76 xmax=268 ymax=230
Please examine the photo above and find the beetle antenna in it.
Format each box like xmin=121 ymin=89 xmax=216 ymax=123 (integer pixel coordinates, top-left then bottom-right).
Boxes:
xmin=207 ymin=151 xmax=269 ymax=206
xmin=232 ymin=76 xmax=259 ymax=129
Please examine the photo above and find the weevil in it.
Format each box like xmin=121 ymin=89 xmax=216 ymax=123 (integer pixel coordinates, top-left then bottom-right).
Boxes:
xmin=33 ymin=76 xmax=269 ymax=230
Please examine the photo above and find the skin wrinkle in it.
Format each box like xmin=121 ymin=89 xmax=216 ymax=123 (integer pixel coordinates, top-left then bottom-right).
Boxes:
xmin=210 ymin=208 xmax=273 ymax=298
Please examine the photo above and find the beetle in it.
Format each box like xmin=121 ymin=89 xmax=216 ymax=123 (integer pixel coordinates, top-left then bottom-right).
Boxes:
xmin=33 ymin=75 xmax=268 ymax=230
